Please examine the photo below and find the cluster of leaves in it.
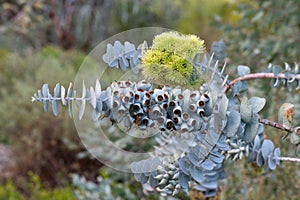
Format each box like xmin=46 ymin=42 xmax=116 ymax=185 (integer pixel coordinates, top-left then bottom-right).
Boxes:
xmin=32 ymin=56 xmax=284 ymax=198
xmin=129 ymin=56 xmax=286 ymax=198
xmin=31 ymin=32 xmax=300 ymax=198
xmin=103 ymin=41 xmax=148 ymax=74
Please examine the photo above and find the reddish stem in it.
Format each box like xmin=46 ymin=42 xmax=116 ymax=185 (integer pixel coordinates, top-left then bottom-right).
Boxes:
xmin=258 ymin=115 xmax=291 ymax=133
xmin=225 ymin=72 xmax=300 ymax=93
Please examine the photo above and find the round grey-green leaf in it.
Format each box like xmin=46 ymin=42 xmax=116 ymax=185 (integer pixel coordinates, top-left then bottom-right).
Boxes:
xmin=190 ymin=166 xmax=204 ymax=183
xmin=237 ymin=65 xmax=250 ymax=76
xmin=178 ymin=172 xmax=189 ymax=189
xmin=223 ymin=110 xmax=241 ymax=137
xmin=179 ymin=157 xmax=190 ymax=175
xmin=268 ymin=156 xmax=277 ymax=170
xmin=261 ymin=139 xmax=274 ymax=161
xmin=249 ymin=97 xmax=266 ymax=113
xmin=240 ymin=97 xmax=252 ymax=123
xmin=243 ymin=114 xmax=259 ymax=143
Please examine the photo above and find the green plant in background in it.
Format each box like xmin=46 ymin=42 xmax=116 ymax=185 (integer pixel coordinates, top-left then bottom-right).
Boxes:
xmin=214 ymin=1 xmax=300 ymax=198
xmin=0 ymin=173 xmax=75 ymax=200
xmin=0 ymin=45 xmax=106 ymax=197
xmin=32 ymin=31 xmax=300 ymax=199
xmin=215 ymin=0 xmax=300 ymax=66
xmin=0 ymin=179 xmax=25 ymax=200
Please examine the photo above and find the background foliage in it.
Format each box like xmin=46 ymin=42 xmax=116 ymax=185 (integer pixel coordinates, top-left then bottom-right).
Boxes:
xmin=0 ymin=0 xmax=299 ymax=199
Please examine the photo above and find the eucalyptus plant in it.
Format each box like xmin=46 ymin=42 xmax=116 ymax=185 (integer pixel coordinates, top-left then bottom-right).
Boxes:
xmin=32 ymin=31 xmax=300 ymax=198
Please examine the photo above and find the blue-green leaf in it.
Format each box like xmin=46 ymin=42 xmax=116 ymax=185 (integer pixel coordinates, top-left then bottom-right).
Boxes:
xmin=233 ymin=81 xmax=248 ymax=96
xmin=201 ymin=179 xmax=218 ymax=190
xmin=178 ymin=172 xmax=189 ymax=189
xmin=81 ymin=80 xmax=86 ymax=99
xmin=188 ymin=151 xmax=200 ymax=167
xmin=124 ymin=41 xmax=135 ymax=57
xmin=79 ymin=99 xmax=86 ymax=120
xmin=43 ymin=100 xmax=48 ymax=112
xmin=243 ymin=114 xmax=259 ymax=143
xmin=95 ymin=79 xmax=101 ymax=98
xmin=201 ymin=159 xmax=215 ymax=171
xmin=273 ymin=148 xmax=281 ymax=165
xmin=133 ymin=173 xmax=141 ymax=182
xmin=223 ymin=110 xmax=241 ymax=137
xmin=268 ymin=156 xmax=277 ymax=170
xmin=54 ymin=83 xmax=60 ymax=97
xmin=256 ymin=152 xmax=263 ymax=167
xmin=237 ymin=65 xmax=250 ymax=76
xmin=249 ymin=97 xmax=266 ymax=113
xmin=52 ymin=100 xmax=59 ymax=116
xmin=90 ymin=87 xmax=96 ymax=109
xmin=42 ymin=84 xmax=49 ymax=98
xmin=261 ymin=139 xmax=274 ymax=161
xmin=190 ymin=166 xmax=204 ymax=183
xmin=149 ymin=175 xmax=158 ymax=188
xmin=61 ymin=85 xmax=66 ymax=105
xmin=179 ymin=157 xmax=190 ymax=175
xmin=140 ymin=173 xmax=149 ymax=184
xmin=67 ymin=99 xmax=72 ymax=118
xmin=240 ymin=97 xmax=252 ymax=123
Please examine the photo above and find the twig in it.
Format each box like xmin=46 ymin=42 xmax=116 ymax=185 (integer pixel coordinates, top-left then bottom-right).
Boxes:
xmin=225 ymin=72 xmax=300 ymax=93
xmin=277 ymin=156 xmax=300 ymax=163
xmin=258 ymin=115 xmax=291 ymax=133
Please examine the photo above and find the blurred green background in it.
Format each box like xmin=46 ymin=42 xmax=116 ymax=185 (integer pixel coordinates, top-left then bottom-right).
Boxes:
xmin=0 ymin=0 xmax=299 ymax=199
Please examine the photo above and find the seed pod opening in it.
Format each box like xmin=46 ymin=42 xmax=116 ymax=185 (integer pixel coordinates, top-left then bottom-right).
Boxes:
xmin=181 ymin=112 xmax=190 ymax=121
xmin=189 ymin=104 xmax=197 ymax=112
xmin=173 ymin=106 xmax=182 ymax=115
xmin=113 ymin=100 xmax=120 ymax=108
xmin=197 ymin=108 xmax=205 ymax=116
xmin=197 ymin=100 xmax=205 ymax=107
xmin=165 ymin=119 xmax=174 ymax=129
xmin=190 ymin=91 xmax=200 ymax=102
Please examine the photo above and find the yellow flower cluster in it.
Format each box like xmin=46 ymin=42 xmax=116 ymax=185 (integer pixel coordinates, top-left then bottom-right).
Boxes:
xmin=142 ymin=32 xmax=205 ymax=86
